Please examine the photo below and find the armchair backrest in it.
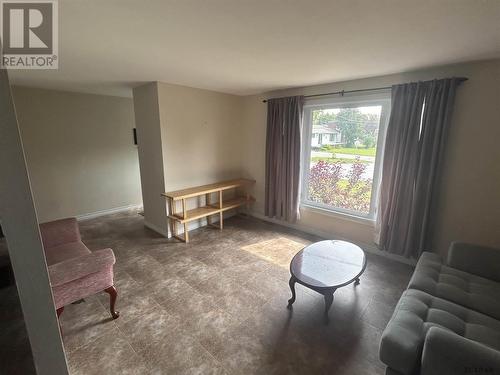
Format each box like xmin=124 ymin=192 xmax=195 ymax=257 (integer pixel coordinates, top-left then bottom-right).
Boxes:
xmin=39 ymin=218 xmax=81 ymax=250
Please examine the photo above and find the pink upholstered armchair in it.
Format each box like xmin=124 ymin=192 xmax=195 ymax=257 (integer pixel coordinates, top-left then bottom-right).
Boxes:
xmin=39 ymin=218 xmax=119 ymax=321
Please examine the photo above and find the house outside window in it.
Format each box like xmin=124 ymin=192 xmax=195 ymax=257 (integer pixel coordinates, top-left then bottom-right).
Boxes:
xmin=301 ymin=93 xmax=391 ymax=219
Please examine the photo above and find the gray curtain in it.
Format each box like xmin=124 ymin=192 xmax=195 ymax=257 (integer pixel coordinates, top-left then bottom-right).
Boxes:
xmin=378 ymin=78 xmax=463 ymax=258
xmin=265 ymin=96 xmax=304 ymax=222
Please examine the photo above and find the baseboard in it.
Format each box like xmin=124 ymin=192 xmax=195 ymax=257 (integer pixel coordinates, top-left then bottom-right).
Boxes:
xmin=76 ymin=204 xmax=143 ymax=221
xmin=248 ymin=212 xmax=416 ymax=266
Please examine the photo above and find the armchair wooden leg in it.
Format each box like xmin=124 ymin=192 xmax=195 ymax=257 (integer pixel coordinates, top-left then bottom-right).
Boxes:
xmin=56 ymin=307 xmax=64 ymax=336
xmin=104 ymin=286 xmax=119 ymax=319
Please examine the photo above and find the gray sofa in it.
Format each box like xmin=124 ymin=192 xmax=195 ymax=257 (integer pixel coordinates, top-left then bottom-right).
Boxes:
xmin=380 ymin=242 xmax=500 ymax=375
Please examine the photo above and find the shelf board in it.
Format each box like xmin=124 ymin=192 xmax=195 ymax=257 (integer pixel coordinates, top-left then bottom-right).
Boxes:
xmin=169 ymin=206 xmax=220 ymax=223
xmin=169 ymin=196 xmax=254 ymax=223
xmin=221 ymin=196 xmax=255 ymax=211
xmin=162 ymin=178 xmax=255 ymax=200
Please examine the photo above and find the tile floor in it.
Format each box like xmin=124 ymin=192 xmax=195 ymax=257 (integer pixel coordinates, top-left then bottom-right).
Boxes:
xmin=61 ymin=210 xmax=414 ymax=374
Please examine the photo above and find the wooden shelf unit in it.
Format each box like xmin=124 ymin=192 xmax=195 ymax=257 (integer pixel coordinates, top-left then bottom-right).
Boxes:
xmin=162 ymin=179 xmax=255 ymax=243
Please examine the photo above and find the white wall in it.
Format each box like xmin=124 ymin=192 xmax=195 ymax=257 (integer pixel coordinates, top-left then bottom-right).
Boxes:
xmin=241 ymin=59 xmax=500 ymax=256
xmin=132 ymin=83 xmax=168 ymax=235
xmin=12 ymin=87 xmax=142 ymax=223
xmin=157 ymin=82 xmax=243 ymax=191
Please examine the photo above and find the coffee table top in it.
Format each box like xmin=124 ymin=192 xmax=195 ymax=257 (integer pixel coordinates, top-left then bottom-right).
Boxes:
xmin=290 ymin=240 xmax=366 ymax=289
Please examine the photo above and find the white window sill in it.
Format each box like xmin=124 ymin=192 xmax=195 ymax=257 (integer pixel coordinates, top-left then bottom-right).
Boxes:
xmin=300 ymin=203 xmax=375 ymax=227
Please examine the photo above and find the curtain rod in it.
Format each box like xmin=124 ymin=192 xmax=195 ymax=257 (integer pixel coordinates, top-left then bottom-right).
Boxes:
xmin=261 ymin=77 xmax=468 ymax=103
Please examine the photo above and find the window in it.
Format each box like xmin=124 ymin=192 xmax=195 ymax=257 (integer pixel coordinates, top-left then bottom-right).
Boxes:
xmin=301 ymin=93 xmax=391 ymax=219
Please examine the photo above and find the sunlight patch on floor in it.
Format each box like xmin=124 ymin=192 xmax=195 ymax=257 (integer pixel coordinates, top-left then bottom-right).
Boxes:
xmin=241 ymin=237 xmax=306 ymax=268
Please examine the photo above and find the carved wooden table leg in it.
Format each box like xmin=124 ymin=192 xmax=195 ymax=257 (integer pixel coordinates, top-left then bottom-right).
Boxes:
xmin=104 ymin=286 xmax=120 ymax=319
xmin=287 ymin=276 xmax=297 ymax=309
xmin=323 ymin=291 xmax=334 ymax=324
xmin=354 ymin=277 xmax=360 ymax=285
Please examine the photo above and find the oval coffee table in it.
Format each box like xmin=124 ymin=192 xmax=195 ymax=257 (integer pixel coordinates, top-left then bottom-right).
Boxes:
xmin=287 ymin=240 xmax=367 ymax=323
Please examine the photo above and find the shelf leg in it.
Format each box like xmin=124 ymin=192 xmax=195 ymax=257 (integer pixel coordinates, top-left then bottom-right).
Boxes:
xmin=219 ymin=190 xmax=223 ymax=230
xmin=182 ymin=199 xmax=187 ymax=220
xmin=206 ymin=193 xmax=211 ymax=226
xmin=183 ymin=223 xmax=189 ymax=243
xmin=180 ymin=198 xmax=189 ymax=243
xmin=168 ymin=198 xmax=175 ymax=238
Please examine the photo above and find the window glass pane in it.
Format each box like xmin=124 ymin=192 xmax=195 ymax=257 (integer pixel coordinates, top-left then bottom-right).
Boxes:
xmin=306 ymin=105 xmax=383 ymax=215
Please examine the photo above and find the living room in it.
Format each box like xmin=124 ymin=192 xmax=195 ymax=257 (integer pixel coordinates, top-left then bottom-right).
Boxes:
xmin=1 ymin=1 xmax=500 ymax=374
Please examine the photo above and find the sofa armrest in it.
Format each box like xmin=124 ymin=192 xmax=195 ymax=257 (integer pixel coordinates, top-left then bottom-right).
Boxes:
xmin=421 ymin=326 xmax=500 ymax=375
xmin=48 ymin=248 xmax=115 ymax=287
xmin=379 ymin=312 xmax=425 ymax=375
xmin=39 ymin=217 xmax=81 ymax=249
xmin=447 ymin=241 xmax=500 ymax=282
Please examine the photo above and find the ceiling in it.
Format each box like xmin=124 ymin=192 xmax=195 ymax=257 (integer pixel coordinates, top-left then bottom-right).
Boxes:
xmin=8 ymin=0 xmax=500 ymax=97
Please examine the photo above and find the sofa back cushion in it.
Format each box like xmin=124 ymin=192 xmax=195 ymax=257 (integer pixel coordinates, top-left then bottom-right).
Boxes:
xmin=408 ymin=252 xmax=500 ymax=320
xmin=448 ymin=242 xmax=500 ymax=283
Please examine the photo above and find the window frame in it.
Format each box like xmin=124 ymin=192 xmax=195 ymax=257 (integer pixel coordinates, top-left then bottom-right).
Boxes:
xmin=300 ymin=92 xmax=391 ymax=220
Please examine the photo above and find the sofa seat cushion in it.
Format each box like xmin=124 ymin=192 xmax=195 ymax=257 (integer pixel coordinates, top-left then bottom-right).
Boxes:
xmin=44 ymin=241 xmax=91 ymax=266
xmin=408 ymin=252 xmax=500 ymax=320
xmin=380 ymin=289 xmax=500 ymax=375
